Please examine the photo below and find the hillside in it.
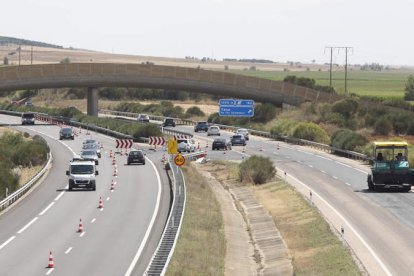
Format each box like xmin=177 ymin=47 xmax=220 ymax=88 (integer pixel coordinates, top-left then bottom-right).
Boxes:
xmin=0 ymin=36 xmax=63 ymax=49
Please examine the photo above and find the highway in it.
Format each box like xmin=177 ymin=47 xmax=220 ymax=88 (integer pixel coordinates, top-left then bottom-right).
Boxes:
xmin=171 ymin=123 xmax=414 ymax=275
xmin=0 ymin=114 xmax=170 ymax=276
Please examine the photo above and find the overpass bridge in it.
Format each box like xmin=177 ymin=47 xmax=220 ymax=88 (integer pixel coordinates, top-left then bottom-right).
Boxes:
xmin=0 ymin=63 xmax=341 ymax=116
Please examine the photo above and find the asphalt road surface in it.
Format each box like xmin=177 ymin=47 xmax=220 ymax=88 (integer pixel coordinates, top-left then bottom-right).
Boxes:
xmin=171 ymin=123 xmax=414 ymax=276
xmin=0 ymin=114 xmax=170 ymax=276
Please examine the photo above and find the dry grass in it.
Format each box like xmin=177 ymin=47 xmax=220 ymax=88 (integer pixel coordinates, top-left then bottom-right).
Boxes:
xmin=18 ymin=165 xmax=43 ymax=186
xmin=253 ymin=181 xmax=361 ymax=275
xmin=167 ymin=164 xmax=225 ymax=275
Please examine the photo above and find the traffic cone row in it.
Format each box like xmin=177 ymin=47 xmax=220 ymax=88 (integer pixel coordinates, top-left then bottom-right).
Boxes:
xmin=113 ymin=168 xmax=118 ymax=177
xmin=110 ymin=181 xmax=115 ymax=191
xmin=112 ymin=156 xmax=116 ymax=166
xmin=109 ymin=150 xmax=113 ymax=158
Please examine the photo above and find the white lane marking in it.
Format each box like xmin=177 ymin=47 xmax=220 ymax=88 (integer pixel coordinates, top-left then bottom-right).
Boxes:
xmin=55 ymin=191 xmax=65 ymax=201
xmin=100 ymin=208 xmax=104 ymax=212
xmin=91 ymin=218 xmax=96 ymax=224
xmin=354 ymin=168 xmax=368 ymax=175
xmin=315 ymin=155 xmax=332 ymax=161
xmin=320 ymin=170 xmax=327 ymax=174
xmin=332 ymin=176 xmax=338 ymax=180
xmin=297 ymin=149 xmax=312 ymax=155
xmin=39 ymin=202 xmax=55 ymax=216
xmin=125 ymin=157 xmax=162 ymax=276
xmin=80 ymin=232 xmax=85 ymax=238
xmin=46 ymin=268 xmax=54 ymax=275
xmin=106 ymin=197 xmax=110 ymax=201
xmin=65 ymin=247 xmax=73 ymax=254
xmin=17 ymin=217 xmax=38 ymax=234
xmin=308 ymin=164 xmax=313 ymax=168
xmin=345 ymin=182 xmax=351 ymax=186
xmin=286 ymin=173 xmax=392 ymax=276
xmin=0 ymin=236 xmax=16 ymax=250
xmin=335 ymin=161 xmax=351 ymax=168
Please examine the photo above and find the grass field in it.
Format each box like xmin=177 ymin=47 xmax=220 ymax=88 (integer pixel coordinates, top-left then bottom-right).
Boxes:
xmin=166 ymin=165 xmax=225 ymax=275
xmin=253 ymin=180 xmax=361 ymax=275
xmin=230 ymin=69 xmax=414 ymax=99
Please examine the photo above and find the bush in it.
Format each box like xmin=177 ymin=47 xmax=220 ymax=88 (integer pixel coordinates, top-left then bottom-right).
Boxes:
xmin=252 ymin=103 xmax=277 ymax=123
xmin=322 ymin=112 xmax=346 ymax=127
xmin=331 ymin=129 xmax=368 ymax=151
xmin=185 ymin=106 xmax=205 ymax=117
xmin=239 ymin=155 xmax=276 ymax=184
xmin=292 ymin=122 xmax=330 ymax=144
xmin=374 ymin=118 xmax=393 ymax=135
xmin=331 ymin=98 xmax=359 ymax=119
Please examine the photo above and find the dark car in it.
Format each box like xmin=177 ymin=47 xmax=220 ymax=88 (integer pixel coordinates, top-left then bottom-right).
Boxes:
xmin=194 ymin=121 xmax=209 ymax=132
xmin=59 ymin=127 xmax=74 ymax=140
xmin=127 ymin=150 xmax=146 ymax=165
xmin=230 ymin=135 xmax=246 ymax=146
xmin=21 ymin=113 xmax=35 ymax=125
xmin=212 ymin=137 xmax=232 ymax=150
xmin=137 ymin=114 xmax=150 ymax=123
xmin=163 ymin=118 xmax=176 ymax=127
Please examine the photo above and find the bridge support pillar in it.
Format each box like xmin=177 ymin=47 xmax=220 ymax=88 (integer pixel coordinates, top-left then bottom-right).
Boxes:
xmin=87 ymin=87 xmax=99 ymax=116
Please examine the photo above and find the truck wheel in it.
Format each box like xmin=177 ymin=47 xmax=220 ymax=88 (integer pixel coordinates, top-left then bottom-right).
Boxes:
xmin=92 ymin=184 xmax=96 ymax=191
xmin=69 ymin=186 xmax=73 ymax=191
xmin=367 ymin=175 xmax=374 ymax=191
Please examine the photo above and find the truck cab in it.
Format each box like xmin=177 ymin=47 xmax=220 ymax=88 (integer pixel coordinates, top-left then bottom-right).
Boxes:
xmin=367 ymin=141 xmax=414 ymax=192
xmin=66 ymin=159 xmax=98 ymax=191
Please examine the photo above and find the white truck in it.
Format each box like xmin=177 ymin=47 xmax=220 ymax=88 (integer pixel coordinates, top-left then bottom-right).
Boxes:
xmin=66 ymin=159 xmax=98 ymax=191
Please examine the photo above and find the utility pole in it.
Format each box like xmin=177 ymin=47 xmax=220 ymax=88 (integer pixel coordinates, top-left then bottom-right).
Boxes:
xmin=18 ymin=45 xmax=21 ymax=66
xmin=325 ymin=46 xmax=353 ymax=94
xmin=30 ymin=45 xmax=33 ymax=65
xmin=343 ymin=47 xmax=353 ymax=94
xmin=324 ymin=47 xmax=334 ymax=87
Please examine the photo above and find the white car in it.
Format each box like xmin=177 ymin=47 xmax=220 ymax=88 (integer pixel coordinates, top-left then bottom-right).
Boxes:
xmin=207 ymin=126 xmax=220 ymax=136
xmin=177 ymin=138 xmax=196 ymax=153
xmin=235 ymin=128 xmax=249 ymax=140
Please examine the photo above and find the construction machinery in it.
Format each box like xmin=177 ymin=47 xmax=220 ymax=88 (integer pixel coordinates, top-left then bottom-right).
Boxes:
xmin=367 ymin=141 xmax=414 ymax=192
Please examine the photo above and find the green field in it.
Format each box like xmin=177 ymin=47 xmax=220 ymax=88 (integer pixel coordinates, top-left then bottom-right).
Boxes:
xmin=230 ymin=69 xmax=414 ymax=99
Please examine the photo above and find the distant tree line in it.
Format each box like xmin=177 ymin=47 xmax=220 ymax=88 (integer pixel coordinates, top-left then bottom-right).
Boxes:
xmin=283 ymin=75 xmax=336 ymax=93
xmin=223 ymin=58 xmax=274 ymax=63
xmin=0 ymin=36 xmax=63 ymax=49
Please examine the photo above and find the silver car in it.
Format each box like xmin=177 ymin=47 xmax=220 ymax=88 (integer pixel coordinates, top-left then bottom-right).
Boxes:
xmin=79 ymin=150 xmax=99 ymax=165
xmin=235 ymin=128 xmax=249 ymax=140
xmin=82 ymin=143 xmax=101 ymax=158
xmin=177 ymin=138 xmax=196 ymax=153
xmin=207 ymin=125 xmax=220 ymax=136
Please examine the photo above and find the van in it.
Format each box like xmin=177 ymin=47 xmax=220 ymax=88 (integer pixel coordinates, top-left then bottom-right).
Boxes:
xmin=21 ymin=113 xmax=35 ymax=125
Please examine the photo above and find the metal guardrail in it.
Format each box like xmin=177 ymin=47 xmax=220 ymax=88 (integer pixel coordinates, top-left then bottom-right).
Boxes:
xmin=145 ymin=159 xmax=186 ymax=275
xmin=0 ymin=139 xmax=52 ymax=212
xmin=100 ymin=109 xmax=370 ymax=162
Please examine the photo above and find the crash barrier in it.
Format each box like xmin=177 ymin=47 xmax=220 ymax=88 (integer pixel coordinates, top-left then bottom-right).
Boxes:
xmin=100 ymin=109 xmax=371 ymax=162
xmin=145 ymin=158 xmax=186 ymax=275
xmin=0 ymin=136 xmax=51 ymax=212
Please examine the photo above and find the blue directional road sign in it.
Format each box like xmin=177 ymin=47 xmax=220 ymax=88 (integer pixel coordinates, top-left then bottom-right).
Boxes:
xmin=219 ymin=99 xmax=254 ymax=117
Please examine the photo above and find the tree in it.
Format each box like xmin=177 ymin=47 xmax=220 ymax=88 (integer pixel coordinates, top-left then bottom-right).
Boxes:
xmin=60 ymin=57 xmax=70 ymax=64
xmin=404 ymin=75 xmax=414 ymax=101
xmin=3 ymin=56 xmax=8 ymax=65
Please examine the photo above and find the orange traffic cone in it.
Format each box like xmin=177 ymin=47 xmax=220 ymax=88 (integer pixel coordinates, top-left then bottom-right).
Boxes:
xmin=109 ymin=150 xmax=113 ymax=158
xmin=110 ymin=181 xmax=115 ymax=191
xmin=48 ymin=251 xmax=54 ymax=268
xmin=259 ymin=145 xmax=263 ymax=152
xmin=78 ymin=218 xmax=84 ymax=233
xmin=113 ymin=168 xmax=118 ymax=177
xmin=112 ymin=157 xmax=116 ymax=166
xmin=197 ymin=142 xmax=200 ymax=150
xmin=223 ymin=148 xmax=227 ymax=154
xmin=205 ymin=142 xmax=209 ymax=149
xmin=98 ymin=196 xmax=104 ymax=209
xmin=242 ymin=147 xmax=246 ymax=153
xmin=277 ymin=143 xmax=280 ymax=150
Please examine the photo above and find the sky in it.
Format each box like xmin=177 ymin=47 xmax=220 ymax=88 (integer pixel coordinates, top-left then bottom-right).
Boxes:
xmin=2 ymin=0 xmax=414 ymax=66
